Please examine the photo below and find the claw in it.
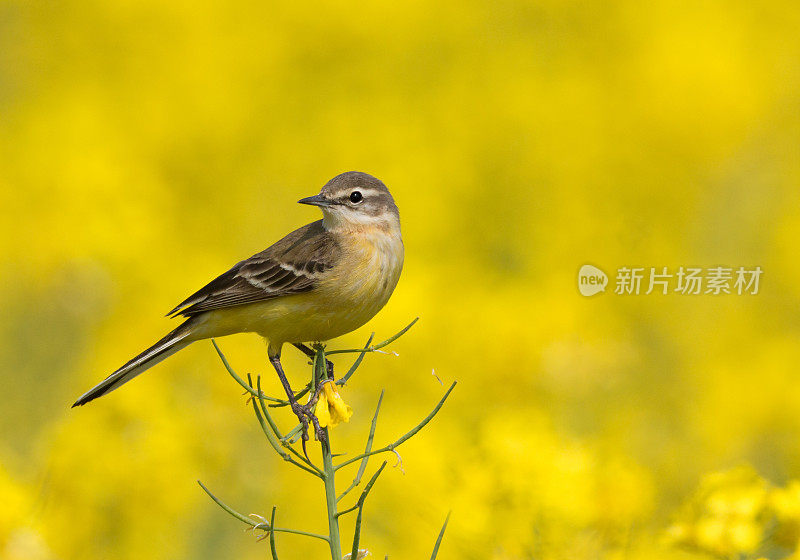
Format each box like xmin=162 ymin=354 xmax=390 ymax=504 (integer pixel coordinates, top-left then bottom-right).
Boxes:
xmin=301 ymin=436 xmax=310 ymax=462
xmin=309 ymin=412 xmax=327 ymax=444
xmin=290 ymin=401 xmax=316 ymax=461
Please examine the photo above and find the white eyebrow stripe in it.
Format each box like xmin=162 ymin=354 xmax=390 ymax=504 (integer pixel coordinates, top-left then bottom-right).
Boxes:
xmin=333 ymin=186 xmax=384 ymax=197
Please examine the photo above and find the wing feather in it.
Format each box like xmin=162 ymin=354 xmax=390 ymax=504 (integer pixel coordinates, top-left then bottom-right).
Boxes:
xmin=167 ymin=220 xmax=338 ymax=318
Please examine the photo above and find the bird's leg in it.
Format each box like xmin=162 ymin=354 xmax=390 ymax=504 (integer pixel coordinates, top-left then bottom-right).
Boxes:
xmin=293 ymin=343 xmax=335 ymax=380
xmin=268 ymin=352 xmax=326 ymax=451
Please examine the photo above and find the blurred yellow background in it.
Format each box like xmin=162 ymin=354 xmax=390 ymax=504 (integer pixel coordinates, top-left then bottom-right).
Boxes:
xmin=2 ymin=1 xmax=800 ymax=559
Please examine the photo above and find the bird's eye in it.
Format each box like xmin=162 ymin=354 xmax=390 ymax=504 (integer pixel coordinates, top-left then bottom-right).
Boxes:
xmin=349 ymin=191 xmax=363 ymax=203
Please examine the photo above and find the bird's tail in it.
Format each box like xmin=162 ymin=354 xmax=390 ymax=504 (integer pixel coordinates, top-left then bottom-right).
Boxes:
xmin=72 ymin=320 xmax=195 ymax=407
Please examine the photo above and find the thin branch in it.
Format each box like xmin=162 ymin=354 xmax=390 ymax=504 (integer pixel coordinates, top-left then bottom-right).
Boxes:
xmin=212 ymin=340 xmax=307 ymax=406
xmin=349 ymin=462 xmax=388 ymax=560
xmin=282 ymin=423 xmax=304 ymax=443
xmin=336 ymin=332 xmax=375 ymax=387
xmin=267 ymin=383 xmax=310 ymax=408
xmin=430 ymin=512 xmax=451 ymax=560
xmin=269 ymin=506 xmax=279 ymax=560
xmin=336 ymin=381 xmax=457 ymax=471
xmin=338 ymin=391 xmax=384 ymax=502
xmin=326 ymin=318 xmax=419 ymax=356
xmin=335 ymin=502 xmax=360 ymax=518
xmin=197 ymin=481 xmax=329 ymax=542
xmin=212 ymin=340 xmax=280 ymax=402
xmin=255 ymin=375 xmax=286 ymax=439
xmin=198 ymin=480 xmax=258 ymax=526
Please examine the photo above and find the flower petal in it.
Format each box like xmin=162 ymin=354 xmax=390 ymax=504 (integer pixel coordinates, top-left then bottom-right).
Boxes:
xmin=328 ymin=391 xmax=353 ymax=426
xmin=313 ymin=394 xmax=331 ymax=428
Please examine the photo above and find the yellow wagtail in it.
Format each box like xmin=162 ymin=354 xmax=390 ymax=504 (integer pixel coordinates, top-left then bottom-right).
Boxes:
xmin=73 ymin=171 xmax=404 ymax=439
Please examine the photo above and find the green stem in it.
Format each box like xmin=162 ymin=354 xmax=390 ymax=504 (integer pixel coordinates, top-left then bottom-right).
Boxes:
xmin=196 ymin=481 xmax=329 ymax=542
xmin=313 ymin=344 xmax=343 ymax=560
xmin=268 ymin=506 xmax=279 ymax=560
xmin=326 ymin=318 xmax=419 ymax=356
xmin=338 ymin=391 xmax=383 ymax=502
xmin=349 ymin=462 xmax=388 ymax=559
xmin=336 ymin=332 xmax=375 ymax=387
xmin=429 ymin=512 xmax=451 ymax=559
xmin=322 ymin=430 xmax=342 ymax=560
xmin=212 ymin=339 xmax=307 ymax=406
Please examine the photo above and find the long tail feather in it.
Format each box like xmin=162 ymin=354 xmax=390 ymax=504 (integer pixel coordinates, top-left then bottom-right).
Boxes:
xmin=72 ymin=321 xmax=195 ymax=407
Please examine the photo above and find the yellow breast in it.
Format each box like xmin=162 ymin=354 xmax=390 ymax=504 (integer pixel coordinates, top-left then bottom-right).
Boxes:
xmin=312 ymin=227 xmax=405 ymax=335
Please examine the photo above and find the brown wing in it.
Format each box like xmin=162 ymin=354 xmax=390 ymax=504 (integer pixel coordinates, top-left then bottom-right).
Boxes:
xmin=167 ymin=220 xmax=339 ymax=318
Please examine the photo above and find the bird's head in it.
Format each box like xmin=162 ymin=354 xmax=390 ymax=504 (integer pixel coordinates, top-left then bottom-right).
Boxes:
xmin=299 ymin=171 xmax=400 ymax=232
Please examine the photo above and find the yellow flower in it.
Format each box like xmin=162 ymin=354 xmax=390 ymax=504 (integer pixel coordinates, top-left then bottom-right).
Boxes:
xmin=311 ymin=381 xmax=353 ymax=428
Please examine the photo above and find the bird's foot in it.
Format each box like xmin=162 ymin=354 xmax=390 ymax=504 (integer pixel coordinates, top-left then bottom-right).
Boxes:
xmin=290 ymin=400 xmax=327 ymax=455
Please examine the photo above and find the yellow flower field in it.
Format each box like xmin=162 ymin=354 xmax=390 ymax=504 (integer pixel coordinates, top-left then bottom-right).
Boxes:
xmin=1 ymin=1 xmax=800 ymax=558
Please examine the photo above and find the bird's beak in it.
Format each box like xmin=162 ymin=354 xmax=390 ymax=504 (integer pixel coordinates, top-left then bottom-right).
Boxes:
xmin=298 ymin=194 xmax=333 ymax=207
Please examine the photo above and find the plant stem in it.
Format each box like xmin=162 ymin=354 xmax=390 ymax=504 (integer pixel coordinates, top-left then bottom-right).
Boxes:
xmin=321 ymin=429 xmax=343 ymax=560
xmin=314 ymin=344 xmax=343 ymax=560
xmin=197 ymin=481 xmax=329 ymax=542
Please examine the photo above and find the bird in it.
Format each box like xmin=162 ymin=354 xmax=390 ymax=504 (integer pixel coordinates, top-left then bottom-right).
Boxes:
xmin=72 ymin=171 xmax=404 ymax=439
